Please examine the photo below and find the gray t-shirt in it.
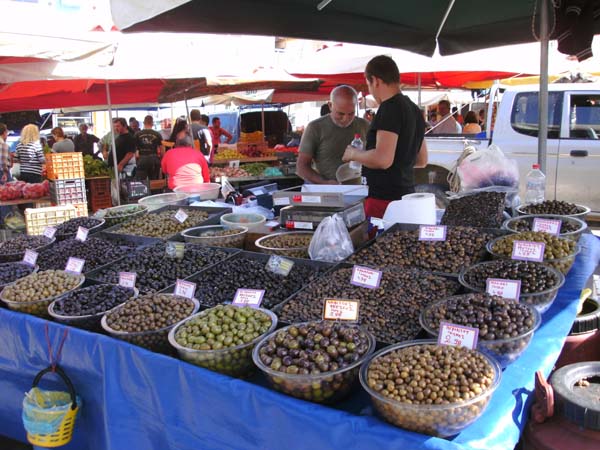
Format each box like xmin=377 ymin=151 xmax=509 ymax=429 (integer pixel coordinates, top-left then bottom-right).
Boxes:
xmin=52 ymin=139 xmax=75 ymax=153
xmin=299 ymin=115 xmax=369 ymax=180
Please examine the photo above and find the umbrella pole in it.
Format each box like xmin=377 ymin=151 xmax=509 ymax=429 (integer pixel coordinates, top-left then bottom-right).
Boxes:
xmin=261 ymin=102 xmax=265 ymax=134
xmin=538 ymin=0 xmax=550 ymax=174
xmin=105 ymin=80 xmax=121 ymax=206
xmin=184 ymin=94 xmax=194 ymax=144
xmin=417 ymin=73 xmax=422 ymax=107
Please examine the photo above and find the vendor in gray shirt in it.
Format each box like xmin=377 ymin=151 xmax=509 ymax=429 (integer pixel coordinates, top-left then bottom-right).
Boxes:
xmin=297 ymin=85 xmax=368 ymax=184
xmin=51 ymin=127 xmax=75 ymax=153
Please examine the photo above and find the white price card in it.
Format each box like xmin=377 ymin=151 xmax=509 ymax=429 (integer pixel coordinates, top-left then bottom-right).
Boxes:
xmin=532 ymin=218 xmax=562 ymax=236
xmin=265 ymin=255 xmax=295 ymax=276
xmin=65 ymin=257 xmax=85 ymax=274
xmin=285 ymin=220 xmax=313 ymax=230
xmin=273 ymin=196 xmax=291 ymax=206
xmin=174 ymin=279 xmax=196 ymax=299
xmin=232 ymin=289 xmax=265 ymax=308
xmin=22 ymin=249 xmax=38 ymax=266
xmin=350 ymin=265 xmax=382 ymax=290
xmin=75 ymin=226 xmax=89 ymax=242
xmin=174 ymin=209 xmax=188 ymax=224
xmin=228 ymin=160 xmax=240 ymax=168
xmin=418 ymin=225 xmax=447 ymax=241
xmin=438 ymin=322 xmax=479 ymax=350
xmin=323 ymin=299 xmax=360 ymax=322
xmin=118 ymin=272 xmax=137 ymax=288
xmin=299 ymin=195 xmax=321 ymax=204
xmin=486 ymin=278 xmax=522 ymax=300
xmin=512 ymin=240 xmax=545 ymax=262
xmin=43 ymin=226 xmax=57 ymax=239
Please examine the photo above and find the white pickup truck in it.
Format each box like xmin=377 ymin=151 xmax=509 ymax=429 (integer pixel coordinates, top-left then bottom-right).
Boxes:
xmin=423 ymin=83 xmax=600 ymax=213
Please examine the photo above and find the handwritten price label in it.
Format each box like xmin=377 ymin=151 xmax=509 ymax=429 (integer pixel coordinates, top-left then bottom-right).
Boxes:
xmin=323 ymin=299 xmax=360 ymax=322
xmin=174 ymin=209 xmax=188 ymax=224
xmin=350 ymin=265 xmax=382 ymax=290
xmin=532 ymin=218 xmax=562 ymax=236
xmin=486 ymin=278 xmax=522 ymax=300
xmin=22 ymin=249 xmax=38 ymax=266
xmin=232 ymin=289 xmax=265 ymax=308
xmin=75 ymin=227 xmax=89 ymax=242
xmin=65 ymin=257 xmax=85 ymax=274
xmin=174 ymin=280 xmax=196 ymax=299
xmin=418 ymin=225 xmax=447 ymax=241
xmin=438 ymin=322 xmax=479 ymax=350
xmin=43 ymin=226 xmax=57 ymax=239
xmin=118 ymin=272 xmax=137 ymax=288
xmin=512 ymin=240 xmax=545 ymax=262
xmin=265 ymin=255 xmax=294 ymax=276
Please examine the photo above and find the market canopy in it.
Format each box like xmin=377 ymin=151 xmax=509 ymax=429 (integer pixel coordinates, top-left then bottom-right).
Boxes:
xmin=110 ymin=0 xmax=600 ymax=57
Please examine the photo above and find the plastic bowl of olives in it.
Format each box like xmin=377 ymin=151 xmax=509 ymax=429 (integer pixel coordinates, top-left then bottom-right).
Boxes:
xmin=503 ymin=214 xmax=587 ymax=241
xmin=459 ymin=260 xmax=565 ymax=313
xmin=253 ymin=321 xmax=376 ymax=404
xmin=48 ymin=284 xmax=138 ymax=330
xmin=101 ymin=293 xmax=200 ymax=352
xmin=486 ymin=232 xmax=580 ymax=275
xmin=97 ymin=204 xmax=149 ymax=227
xmin=359 ymin=340 xmax=501 ymax=437
xmin=254 ymin=231 xmax=314 ymax=259
xmin=419 ymin=294 xmax=541 ymax=368
xmin=0 ymin=235 xmax=55 ymax=263
xmin=0 ymin=270 xmax=85 ymax=317
xmin=169 ymin=305 xmax=277 ymax=377
xmin=138 ymin=192 xmax=190 ymax=211
xmin=180 ymin=225 xmax=248 ymax=248
xmin=516 ymin=201 xmax=590 ymax=220
xmin=220 ymin=213 xmax=266 ymax=232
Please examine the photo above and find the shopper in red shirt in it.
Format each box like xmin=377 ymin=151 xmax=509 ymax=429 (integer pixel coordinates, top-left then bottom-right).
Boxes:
xmin=161 ymin=120 xmax=210 ymax=190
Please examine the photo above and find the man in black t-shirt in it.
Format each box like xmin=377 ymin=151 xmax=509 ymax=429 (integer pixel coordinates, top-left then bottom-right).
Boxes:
xmin=134 ymin=115 xmax=164 ymax=180
xmin=342 ymin=55 xmax=428 ymax=219
xmin=108 ymin=118 xmax=137 ymax=176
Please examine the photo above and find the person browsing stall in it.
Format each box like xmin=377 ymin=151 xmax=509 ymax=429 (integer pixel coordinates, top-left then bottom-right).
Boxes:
xmin=51 ymin=127 xmax=74 ymax=153
xmin=16 ymin=124 xmax=45 ymax=183
xmin=135 ymin=115 xmax=164 ymax=180
xmin=73 ymin=123 xmax=100 ymax=158
xmin=342 ymin=55 xmax=428 ymax=219
xmin=107 ymin=118 xmax=137 ymax=177
xmin=297 ymin=85 xmax=369 ymax=184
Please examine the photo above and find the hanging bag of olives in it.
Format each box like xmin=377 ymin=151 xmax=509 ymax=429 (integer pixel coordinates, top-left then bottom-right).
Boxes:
xmin=308 ymin=214 xmax=354 ymax=262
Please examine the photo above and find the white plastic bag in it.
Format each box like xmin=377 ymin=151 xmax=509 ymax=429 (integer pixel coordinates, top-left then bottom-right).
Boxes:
xmin=456 ymin=145 xmax=519 ymax=192
xmin=308 ymin=214 xmax=354 ymax=262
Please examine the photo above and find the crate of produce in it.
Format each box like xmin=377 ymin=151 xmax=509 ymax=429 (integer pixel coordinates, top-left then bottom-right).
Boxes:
xmin=46 ymin=152 xmax=85 ymax=180
xmin=237 ymin=141 xmax=268 ymax=157
xmin=50 ymin=178 xmax=87 ymax=205
xmin=25 ymin=205 xmax=77 ymax=236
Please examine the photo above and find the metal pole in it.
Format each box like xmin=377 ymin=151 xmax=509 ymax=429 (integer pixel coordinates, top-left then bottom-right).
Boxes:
xmin=184 ymin=93 xmax=194 ymax=145
xmin=417 ymin=73 xmax=422 ymax=107
xmin=105 ymin=80 xmax=121 ymax=205
xmin=538 ymin=0 xmax=549 ymax=174
xmin=261 ymin=102 xmax=266 ymax=134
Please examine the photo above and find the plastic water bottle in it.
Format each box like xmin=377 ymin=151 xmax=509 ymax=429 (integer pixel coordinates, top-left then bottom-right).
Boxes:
xmin=349 ymin=134 xmax=363 ymax=171
xmin=525 ymin=163 xmax=546 ymax=204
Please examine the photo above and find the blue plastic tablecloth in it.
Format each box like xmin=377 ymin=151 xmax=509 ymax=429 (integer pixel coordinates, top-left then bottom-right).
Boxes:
xmin=0 ymin=234 xmax=598 ymax=450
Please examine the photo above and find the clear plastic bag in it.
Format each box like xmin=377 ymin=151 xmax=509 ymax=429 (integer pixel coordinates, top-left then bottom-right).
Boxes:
xmin=456 ymin=145 xmax=519 ymax=192
xmin=308 ymin=214 xmax=354 ymax=262
xmin=22 ymin=387 xmax=76 ymax=435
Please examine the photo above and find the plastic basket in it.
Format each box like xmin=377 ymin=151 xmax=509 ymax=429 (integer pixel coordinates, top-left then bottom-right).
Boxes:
xmin=72 ymin=202 xmax=88 ymax=217
xmin=88 ymin=177 xmax=112 ymax=212
xmin=50 ymin=178 xmax=87 ymax=205
xmin=24 ymin=365 xmax=79 ymax=448
xmin=46 ymin=153 xmax=85 ymax=180
xmin=25 ymin=205 xmax=77 ymax=236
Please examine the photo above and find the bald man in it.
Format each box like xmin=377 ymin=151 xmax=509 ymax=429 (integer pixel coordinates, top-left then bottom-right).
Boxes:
xmin=297 ymin=85 xmax=369 ymax=184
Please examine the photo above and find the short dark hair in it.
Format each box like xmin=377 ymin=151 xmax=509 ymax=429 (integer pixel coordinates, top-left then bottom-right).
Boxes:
xmin=464 ymin=111 xmax=478 ymax=124
xmin=128 ymin=117 xmax=137 ymax=123
xmin=0 ymin=123 xmax=7 ymax=135
xmin=112 ymin=117 xmax=127 ymax=127
xmin=190 ymin=109 xmax=201 ymax=121
xmin=365 ymin=55 xmax=400 ymax=85
xmin=51 ymin=127 xmax=65 ymax=138
xmin=200 ymin=114 xmax=210 ymax=124
xmin=438 ymin=100 xmax=451 ymax=109
xmin=320 ymin=103 xmax=331 ymax=116
xmin=212 ymin=117 xmax=220 ymax=124
xmin=143 ymin=115 xmax=153 ymax=125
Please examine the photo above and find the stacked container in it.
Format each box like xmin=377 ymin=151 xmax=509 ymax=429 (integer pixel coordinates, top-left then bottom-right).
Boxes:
xmin=47 ymin=153 xmax=88 ymax=217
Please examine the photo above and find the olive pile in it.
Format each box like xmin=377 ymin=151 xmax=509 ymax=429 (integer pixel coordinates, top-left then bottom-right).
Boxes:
xmin=115 ymin=209 xmax=209 ymax=238
xmin=349 ymin=227 xmax=493 ymax=274
xmin=258 ymin=233 xmax=313 ymax=259
xmin=37 ymin=237 xmax=123 ymax=272
xmin=104 ymin=293 xmax=196 ymax=351
xmin=490 ymin=231 xmax=577 ymax=274
xmin=256 ymin=322 xmax=372 ymax=403
xmin=441 ymin=191 xmax=506 ymax=228
xmin=508 ymin=218 xmax=580 ymax=234
xmin=103 ymin=205 xmax=147 ymax=226
xmin=174 ymin=305 xmax=274 ymax=376
xmin=55 ymin=217 xmax=103 ymax=239
xmin=52 ymin=284 xmax=135 ymax=317
xmin=279 ymin=267 xmax=460 ymax=344
xmin=89 ymin=244 xmax=229 ymax=294
xmin=184 ymin=226 xmax=246 ymax=248
xmin=365 ymin=344 xmax=497 ymax=436
xmin=521 ymin=200 xmax=584 ymax=216
xmin=0 ymin=262 xmax=36 ymax=287
xmin=190 ymin=256 xmax=328 ymax=309
xmin=0 ymin=235 xmax=53 ymax=262
xmin=1 ymin=270 xmax=82 ymax=316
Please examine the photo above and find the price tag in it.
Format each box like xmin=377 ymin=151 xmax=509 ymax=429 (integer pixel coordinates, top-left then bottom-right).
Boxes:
xmin=273 ymin=196 xmax=290 ymax=206
xmin=228 ymin=160 xmax=240 ymax=168
xmin=43 ymin=226 xmax=57 ymax=239
xmin=174 ymin=279 xmax=196 ymax=299
xmin=438 ymin=322 xmax=479 ymax=350
xmin=512 ymin=240 xmax=545 ymax=262
xmin=323 ymin=299 xmax=360 ymax=322
xmin=265 ymin=220 xmax=280 ymax=230
xmin=22 ymin=249 xmax=38 ymax=267
xmin=265 ymin=255 xmax=295 ymax=276
xmin=532 ymin=218 xmax=562 ymax=236
xmin=370 ymin=217 xmax=385 ymax=229
xmin=285 ymin=220 xmax=313 ymax=230
xmin=174 ymin=209 xmax=188 ymax=224
xmin=486 ymin=278 xmax=522 ymax=300
xmin=232 ymin=288 xmax=265 ymax=308
xmin=65 ymin=257 xmax=85 ymax=274
xmin=119 ymin=272 xmax=137 ymax=288
xmin=418 ymin=225 xmax=447 ymax=241
xmin=75 ymin=227 xmax=89 ymax=242
xmin=166 ymin=241 xmax=185 ymax=259
xmin=350 ymin=265 xmax=382 ymax=290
